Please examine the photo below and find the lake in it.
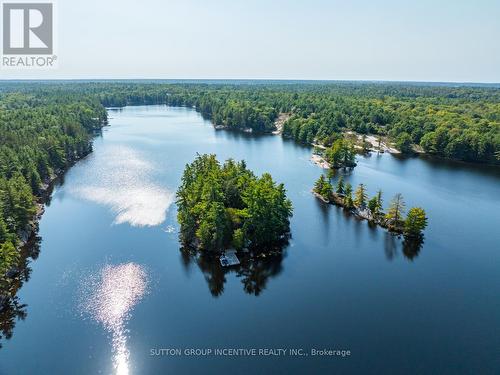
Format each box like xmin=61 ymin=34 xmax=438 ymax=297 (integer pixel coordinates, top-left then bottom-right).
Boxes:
xmin=0 ymin=105 xmax=499 ymax=374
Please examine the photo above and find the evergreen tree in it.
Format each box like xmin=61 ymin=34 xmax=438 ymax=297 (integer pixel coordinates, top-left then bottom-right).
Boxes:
xmin=376 ymin=190 xmax=383 ymax=210
xmin=176 ymin=154 xmax=292 ymax=252
xmin=196 ymin=202 xmax=228 ymax=251
xmin=368 ymin=190 xmax=383 ymax=216
xmin=322 ymin=179 xmax=333 ymax=199
xmin=354 ymin=183 xmax=368 ymax=208
xmin=368 ymin=196 xmax=379 ymax=216
xmin=404 ymin=207 xmax=428 ymax=237
xmin=0 ymin=216 xmax=9 ymax=244
xmin=243 ymin=174 xmax=293 ymax=247
xmin=0 ymin=241 xmax=18 ymax=277
xmin=314 ymin=174 xmax=333 ymax=199
xmin=386 ymin=193 xmax=406 ymax=227
xmin=325 ymin=139 xmax=357 ymax=168
xmin=313 ymin=175 xmax=326 ymax=195
xmin=336 ymin=176 xmax=345 ymax=195
xmin=344 ymin=183 xmax=353 ymax=208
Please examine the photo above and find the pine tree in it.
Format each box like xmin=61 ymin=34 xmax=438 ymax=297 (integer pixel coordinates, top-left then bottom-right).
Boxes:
xmin=313 ymin=175 xmax=326 ymax=195
xmin=376 ymin=190 xmax=383 ymax=210
xmin=196 ymin=201 xmax=228 ymax=251
xmin=325 ymin=139 xmax=356 ymax=168
xmin=0 ymin=217 xmax=8 ymax=244
xmin=314 ymin=174 xmax=333 ymax=199
xmin=354 ymin=183 xmax=368 ymax=208
xmin=0 ymin=240 xmax=18 ymax=277
xmin=336 ymin=176 xmax=345 ymax=195
xmin=177 ymin=154 xmax=292 ymax=252
xmin=344 ymin=183 xmax=353 ymax=208
xmin=404 ymin=207 xmax=428 ymax=237
xmin=386 ymin=193 xmax=406 ymax=227
xmin=368 ymin=190 xmax=383 ymax=217
xmin=368 ymin=196 xmax=378 ymax=216
xmin=322 ymin=179 xmax=333 ymax=199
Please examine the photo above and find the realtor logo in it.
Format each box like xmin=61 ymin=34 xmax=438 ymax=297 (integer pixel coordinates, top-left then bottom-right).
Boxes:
xmin=1 ymin=1 xmax=57 ymax=68
xmin=3 ymin=2 xmax=53 ymax=54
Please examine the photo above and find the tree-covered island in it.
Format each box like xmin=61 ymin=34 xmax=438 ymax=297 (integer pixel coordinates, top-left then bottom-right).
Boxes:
xmin=176 ymin=154 xmax=293 ymax=252
xmin=313 ymin=174 xmax=428 ymax=240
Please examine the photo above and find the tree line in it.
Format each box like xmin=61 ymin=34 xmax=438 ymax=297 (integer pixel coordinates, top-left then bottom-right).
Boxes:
xmin=90 ymin=82 xmax=500 ymax=164
xmin=0 ymin=90 xmax=107 ymax=283
xmin=5 ymin=81 xmax=498 ymax=163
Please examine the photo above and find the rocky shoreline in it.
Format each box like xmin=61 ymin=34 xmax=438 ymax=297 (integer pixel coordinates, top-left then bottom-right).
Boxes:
xmin=312 ymin=191 xmax=406 ymax=236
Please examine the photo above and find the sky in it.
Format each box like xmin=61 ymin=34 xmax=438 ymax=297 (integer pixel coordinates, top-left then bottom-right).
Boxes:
xmin=1 ymin=0 xmax=499 ymax=82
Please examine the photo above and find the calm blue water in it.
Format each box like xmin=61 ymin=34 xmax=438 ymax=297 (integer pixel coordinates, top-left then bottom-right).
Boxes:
xmin=0 ymin=105 xmax=499 ymax=374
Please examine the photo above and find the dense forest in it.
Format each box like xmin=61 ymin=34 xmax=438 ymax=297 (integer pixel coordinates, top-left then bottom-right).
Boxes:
xmin=3 ymin=81 xmax=498 ymax=163
xmin=0 ymin=89 xmax=107 ymax=287
xmin=176 ymin=154 xmax=293 ymax=252
xmin=80 ymin=82 xmax=500 ymax=164
xmin=1 ymin=80 xmax=499 ymax=285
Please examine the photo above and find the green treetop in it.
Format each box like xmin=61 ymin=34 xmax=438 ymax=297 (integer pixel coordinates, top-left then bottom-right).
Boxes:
xmin=404 ymin=207 xmax=428 ymax=237
xmin=314 ymin=175 xmax=326 ymax=195
xmin=0 ymin=241 xmax=18 ymax=279
xmin=368 ymin=190 xmax=383 ymax=216
xmin=322 ymin=179 xmax=333 ymax=198
xmin=396 ymin=132 xmax=414 ymax=154
xmin=176 ymin=154 xmax=292 ymax=252
xmin=344 ymin=183 xmax=353 ymax=209
xmin=243 ymin=173 xmax=293 ymax=248
xmin=314 ymin=174 xmax=333 ymax=199
xmin=376 ymin=190 xmax=383 ymax=209
xmin=354 ymin=183 xmax=368 ymax=208
xmin=336 ymin=176 xmax=345 ymax=195
xmin=325 ymin=139 xmax=357 ymax=169
xmin=386 ymin=193 xmax=406 ymax=227
xmin=368 ymin=196 xmax=379 ymax=216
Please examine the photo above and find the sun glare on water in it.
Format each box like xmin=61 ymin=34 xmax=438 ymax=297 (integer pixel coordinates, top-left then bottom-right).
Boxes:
xmin=80 ymin=263 xmax=148 ymax=375
xmin=71 ymin=145 xmax=174 ymax=227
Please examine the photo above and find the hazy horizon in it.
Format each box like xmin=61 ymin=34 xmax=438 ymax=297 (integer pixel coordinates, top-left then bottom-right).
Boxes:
xmin=1 ymin=0 xmax=499 ymax=82
xmin=1 ymin=79 xmax=499 ymax=85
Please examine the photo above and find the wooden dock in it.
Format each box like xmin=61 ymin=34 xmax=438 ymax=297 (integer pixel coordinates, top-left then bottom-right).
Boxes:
xmin=220 ymin=249 xmax=240 ymax=267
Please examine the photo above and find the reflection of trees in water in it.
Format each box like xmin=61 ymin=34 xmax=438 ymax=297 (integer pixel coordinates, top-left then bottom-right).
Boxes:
xmin=402 ymin=236 xmax=424 ymax=260
xmin=180 ymin=247 xmax=285 ymax=297
xmin=0 ymin=296 xmax=27 ymax=348
xmin=384 ymin=233 xmax=398 ymax=260
xmin=238 ymin=253 xmax=284 ymax=296
xmin=0 ymin=236 xmax=41 ymax=349
xmin=315 ymin=198 xmax=330 ymax=231
xmin=384 ymin=232 xmax=424 ymax=261
xmin=320 ymin=201 xmax=425 ymax=261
